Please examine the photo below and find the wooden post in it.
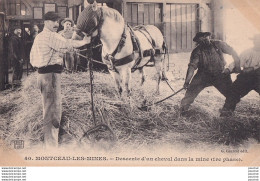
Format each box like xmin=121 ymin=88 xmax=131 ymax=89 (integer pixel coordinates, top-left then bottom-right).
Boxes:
xmin=0 ymin=12 xmax=5 ymax=90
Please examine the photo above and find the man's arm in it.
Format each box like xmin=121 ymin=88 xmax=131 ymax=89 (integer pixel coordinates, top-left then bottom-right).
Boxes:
xmin=183 ymin=50 xmax=199 ymax=89
xmin=218 ymin=41 xmax=241 ymax=73
xmin=48 ymin=32 xmax=91 ymax=52
xmin=69 ymin=35 xmax=91 ymax=48
xmin=239 ymin=50 xmax=260 ymax=73
xmin=184 ymin=66 xmax=195 ymax=89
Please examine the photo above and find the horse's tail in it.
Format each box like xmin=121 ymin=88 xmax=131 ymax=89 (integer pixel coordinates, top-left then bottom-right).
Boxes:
xmin=162 ymin=37 xmax=170 ymax=71
xmin=162 ymin=37 xmax=168 ymax=59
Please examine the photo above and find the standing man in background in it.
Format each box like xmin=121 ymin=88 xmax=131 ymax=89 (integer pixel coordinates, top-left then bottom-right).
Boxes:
xmin=58 ymin=18 xmax=77 ymax=71
xmin=30 ymin=12 xmax=91 ymax=148
xmin=8 ymin=25 xmax=24 ymax=88
xmin=31 ymin=24 xmax=40 ymax=40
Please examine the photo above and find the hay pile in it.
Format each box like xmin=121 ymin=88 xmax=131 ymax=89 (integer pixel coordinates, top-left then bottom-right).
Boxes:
xmin=0 ymin=70 xmax=259 ymax=149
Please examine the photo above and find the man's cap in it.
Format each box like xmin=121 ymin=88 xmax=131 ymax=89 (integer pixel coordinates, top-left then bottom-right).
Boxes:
xmin=61 ymin=18 xmax=74 ymax=26
xmin=11 ymin=25 xmax=21 ymax=32
xmin=193 ymin=32 xmax=211 ymax=42
xmin=44 ymin=11 xmax=60 ymax=21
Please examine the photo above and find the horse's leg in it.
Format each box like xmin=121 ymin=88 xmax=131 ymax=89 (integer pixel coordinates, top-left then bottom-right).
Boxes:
xmin=154 ymin=55 xmax=163 ymax=95
xmin=109 ymin=70 xmax=123 ymax=96
xmin=139 ymin=68 xmax=146 ymax=86
xmin=122 ymin=67 xmax=132 ymax=97
xmin=161 ymin=57 xmax=168 ymax=81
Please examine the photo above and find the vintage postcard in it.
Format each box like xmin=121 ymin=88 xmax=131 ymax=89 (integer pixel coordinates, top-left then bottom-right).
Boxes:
xmin=0 ymin=0 xmax=259 ymax=167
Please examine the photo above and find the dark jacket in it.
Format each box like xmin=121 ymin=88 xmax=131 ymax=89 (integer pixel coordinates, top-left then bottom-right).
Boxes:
xmin=188 ymin=40 xmax=240 ymax=75
xmin=8 ymin=34 xmax=23 ymax=65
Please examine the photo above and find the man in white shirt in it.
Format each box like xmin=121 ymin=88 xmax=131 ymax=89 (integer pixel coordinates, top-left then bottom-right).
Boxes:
xmin=30 ymin=11 xmax=90 ymax=148
xmin=221 ymin=34 xmax=260 ymax=117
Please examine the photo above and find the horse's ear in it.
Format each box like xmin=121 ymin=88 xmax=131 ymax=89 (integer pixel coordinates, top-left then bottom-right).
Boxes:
xmin=91 ymin=0 xmax=98 ymax=11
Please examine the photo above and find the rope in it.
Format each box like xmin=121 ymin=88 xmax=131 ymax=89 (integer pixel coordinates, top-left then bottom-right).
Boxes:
xmin=138 ymin=88 xmax=185 ymax=110
xmin=76 ymin=52 xmax=107 ymax=66
xmin=164 ymin=79 xmax=175 ymax=92
xmin=88 ymin=58 xmax=97 ymax=126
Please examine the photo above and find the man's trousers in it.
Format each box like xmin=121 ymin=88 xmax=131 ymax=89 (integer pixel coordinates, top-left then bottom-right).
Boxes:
xmin=37 ymin=72 xmax=62 ymax=148
xmin=180 ymin=72 xmax=233 ymax=112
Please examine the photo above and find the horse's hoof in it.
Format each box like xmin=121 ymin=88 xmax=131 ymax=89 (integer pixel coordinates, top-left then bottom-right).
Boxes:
xmin=162 ymin=72 xmax=168 ymax=81
xmin=161 ymin=77 xmax=168 ymax=81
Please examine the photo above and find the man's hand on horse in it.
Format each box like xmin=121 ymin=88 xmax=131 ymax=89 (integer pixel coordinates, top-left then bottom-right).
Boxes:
xmin=82 ymin=33 xmax=91 ymax=44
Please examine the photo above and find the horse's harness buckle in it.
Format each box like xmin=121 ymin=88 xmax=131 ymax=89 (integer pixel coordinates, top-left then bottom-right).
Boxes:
xmin=105 ymin=54 xmax=116 ymax=71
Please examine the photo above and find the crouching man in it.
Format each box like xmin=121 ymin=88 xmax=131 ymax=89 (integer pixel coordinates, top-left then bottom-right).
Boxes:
xmin=30 ymin=12 xmax=91 ymax=148
xmin=180 ymin=32 xmax=240 ymax=116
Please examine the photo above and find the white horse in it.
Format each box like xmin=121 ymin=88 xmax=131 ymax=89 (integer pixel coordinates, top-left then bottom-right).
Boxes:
xmin=73 ymin=2 xmax=167 ymax=96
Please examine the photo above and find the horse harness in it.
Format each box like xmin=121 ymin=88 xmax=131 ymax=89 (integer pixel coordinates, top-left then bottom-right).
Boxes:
xmin=77 ymin=7 xmax=165 ymax=72
xmin=103 ymin=23 xmax=165 ymax=73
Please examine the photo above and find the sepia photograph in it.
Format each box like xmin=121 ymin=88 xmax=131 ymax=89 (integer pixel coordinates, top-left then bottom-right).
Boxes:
xmin=0 ymin=0 xmax=259 ymax=167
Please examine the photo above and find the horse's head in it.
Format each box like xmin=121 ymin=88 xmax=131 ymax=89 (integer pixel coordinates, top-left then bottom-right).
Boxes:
xmin=73 ymin=2 xmax=103 ymax=40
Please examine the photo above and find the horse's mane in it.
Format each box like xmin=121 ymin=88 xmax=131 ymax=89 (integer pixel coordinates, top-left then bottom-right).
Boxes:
xmin=102 ymin=7 xmax=124 ymax=23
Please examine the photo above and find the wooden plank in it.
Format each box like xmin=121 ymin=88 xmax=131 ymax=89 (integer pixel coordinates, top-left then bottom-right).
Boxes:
xmin=164 ymin=3 xmax=200 ymax=52
xmin=174 ymin=4 xmax=178 ymax=51
xmin=132 ymin=4 xmax=138 ymax=26
xmin=191 ymin=4 xmax=197 ymax=48
xmin=137 ymin=4 xmax=144 ymax=25
xmin=126 ymin=3 xmax=132 ymax=24
xmin=186 ymin=5 xmax=192 ymax=49
xmin=170 ymin=4 xmax=177 ymax=51
xmin=154 ymin=4 xmax=161 ymax=24
xmin=144 ymin=4 xmax=149 ymax=25
xmin=181 ymin=5 xmax=187 ymax=49
xmin=176 ymin=4 xmax=182 ymax=51
xmin=69 ymin=7 xmax=73 ymax=19
xmin=165 ymin=4 xmax=171 ymax=51
xmin=149 ymin=4 xmax=155 ymax=25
